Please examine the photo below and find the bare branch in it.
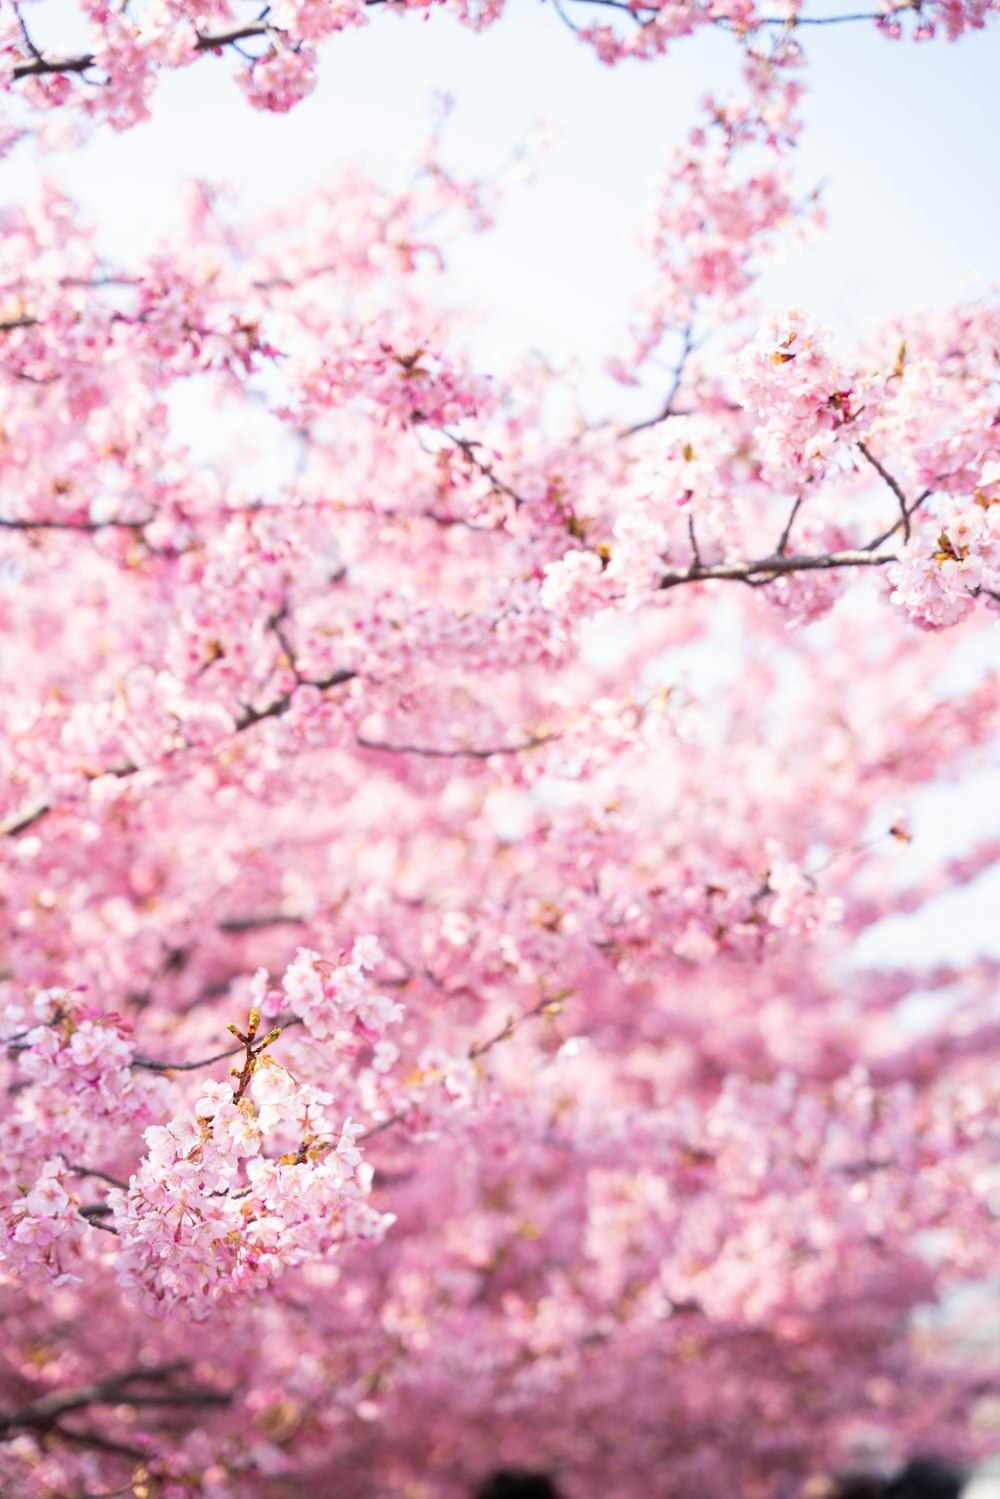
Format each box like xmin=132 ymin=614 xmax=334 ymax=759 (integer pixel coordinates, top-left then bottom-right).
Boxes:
xmin=0 ymin=798 xmax=51 ymax=837
xmin=865 ymin=487 xmax=932 ymax=552
xmin=68 ymin=1164 xmax=128 ymax=1190
xmin=359 ymin=1110 xmax=409 ymax=1141
xmin=776 ymin=494 xmax=805 ymax=556
xmin=79 ymin=1208 xmax=120 ymax=1235
xmin=11 ymin=19 xmax=276 ymax=81
xmin=0 ymin=1363 xmax=213 ymax=1436
xmin=357 ymin=731 xmax=555 ymax=759
xmin=6 ymin=0 xmax=918 ymax=90
xmin=0 ymin=514 xmax=150 ymax=534
xmin=129 ymin=1039 xmax=245 ymax=1074
xmin=857 ymin=440 xmax=911 ymax=540
xmin=218 ymin=912 xmax=306 ymax=933
xmin=234 ymin=666 xmax=355 ymax=730
xmin=687 ymin=513 xmax=702 ymax=569
xmin=132 ymin=1015 xmax=302 ymax=1073
xmin=659 ymin=546 xmax=897 ymax=591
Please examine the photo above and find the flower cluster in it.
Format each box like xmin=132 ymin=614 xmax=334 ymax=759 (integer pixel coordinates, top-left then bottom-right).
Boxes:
xmin=735 ymin=308 xmax=883 ymax=487
xmin=271 ymin=936 xmax=403 ymax=1047
xmin=889 ymin=463 xmax=1000 ymax=628
xmin=111 ymin=1061 xmax=391 ymax=1311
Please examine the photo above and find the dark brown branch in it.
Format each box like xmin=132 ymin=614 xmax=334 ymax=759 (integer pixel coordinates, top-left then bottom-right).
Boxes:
xmin=0 ymin=514 xmax=149 ymax=533
xmin=687 ymin=513 xmax=702 ymax=569
xmin=865 ymin=486 xmax=932 ymax=552
xmin=857 ymin=440 xmax=911 ymax=541
xmin=776 ymin=494 xmax=804 ymax=556
xmin=132 ymin=1015 xmax=302 ymax=1073
xmin=357 ymin=732 xmax=554 ymax=759
xmin=359 ymin=1110 xmax=409 ymax=1141
xmin=659 ymin=547 xmax=897 ymax=590
xmin=68 ymin=1164 xmax=128 ymax=1190
xmin=0 ymin=798 xmax=50 ymax=837
xmin=11 ymin=19 xmax=275 ymax=81
xmin=218 ymin=912 xmax=306 ymax=933
xmin=234 ymin=666 xmax=355 ymax=730
xmin=443 ymin=431 xmax=528 ymax=508
xmin=0 ymin=1363 xmax=200 ymax=1435
xmin=130 ymin=1039 xmax=244 ymax=1074
xmin=80 ymin=1209 xmax=120 ymax=1234
xmin=48 ymin=1424 xmax=147 ymax=1460
xmin=562 ymin=0 xmax=906 ymax=21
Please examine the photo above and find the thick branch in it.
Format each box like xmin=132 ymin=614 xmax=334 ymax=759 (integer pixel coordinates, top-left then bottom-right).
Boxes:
xmin=0 ymin=1363 xmax=224 ymax=1437
xmin=0 ymin=514 xmax=149 ymax=534
xmin=358 ymin=732 xmax=555 ymax=759
xmin=0 ymin=798 xmax=51 ymax=837
xmin=658 ymin=547 xmax=897 ymax=590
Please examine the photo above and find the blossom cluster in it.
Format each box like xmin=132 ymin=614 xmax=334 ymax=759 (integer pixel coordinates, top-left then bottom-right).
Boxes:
xmin=888 ymin=462 xmax=1000 ymax=628
xmin=112 ymin=1064 xmax=391 ymax=1311
xmin=2 ymin=33 xmax=1000 ymax=1499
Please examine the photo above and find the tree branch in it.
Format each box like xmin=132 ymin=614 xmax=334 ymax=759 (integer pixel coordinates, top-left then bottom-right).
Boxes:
xmin=357 ymin=731 xmax=555 ymax=759
xmin=0 ymin=514 xmax=150 ymax=534
xmin=11 ymin=20 xmax=276 ymax=81
xmin=658 ymin=546 xmax=897 ymax=591
xmin=0 ymin=1363 xmax=223 ymax=1437
xmin=857 ymin=440 xmax=912 ymax=541
xmin=776 ymin=494 xmax=804 ymax=556
xmin=619 ymin=325 xmax=694 ymax=438
xmin=132 ymin=1015 xmax=302 ymax=1073
xmin=0 ymin=798 xmax=51 ymax=837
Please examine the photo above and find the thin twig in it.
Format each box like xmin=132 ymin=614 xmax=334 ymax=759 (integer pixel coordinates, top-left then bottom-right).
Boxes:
xmin=687 ymin=513 xmax=702 ymax=569
xmin=776 ymin=493 xmax=804 ymax=556
xmin=132 ymin=1015 xmax=302 ymax=1073
xmin=11 ymin=19 xmax=275 ymax=81
xmin=0 ymin=514 xmax=150 ymax=533
xmin=357 ymin=732 xmax=555 ymax=760
xmin=659 ymin=547 xmax=897 ymax=590
xmin=80 ymin=1210 xmax=120 ymax=1235
xmin=68 ymin=1164 xmax=128 ymax=1190
xmin=218 ymin=913 xmax=306 ymax=934
xmin=857 ymin=440 xmax=911 ymax=540
xmin=443 ymin=431 xmax=528 ymax=508
xmin=865 ymin=487 xmax=931 ymax=552
xmin=619 ymin=325 xmax=694 ymax=439
xmin=0 ymin=798 xmax=51 ymax=837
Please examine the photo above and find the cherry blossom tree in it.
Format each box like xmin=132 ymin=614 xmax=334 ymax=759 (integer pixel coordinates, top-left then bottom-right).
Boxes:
xmin=1 ymin=4 xmax=999 ymax=1498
